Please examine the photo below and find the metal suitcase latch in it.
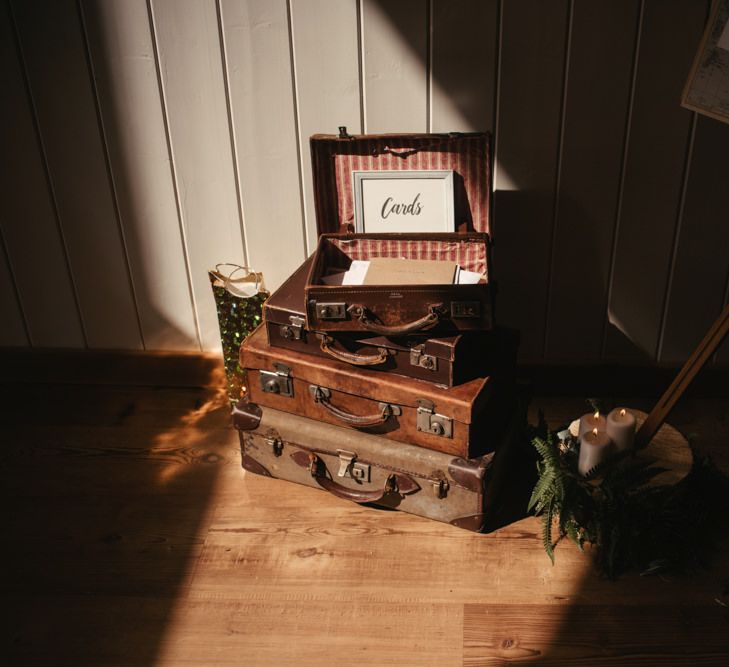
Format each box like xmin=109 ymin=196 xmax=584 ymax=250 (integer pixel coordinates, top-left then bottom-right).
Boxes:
xmin=416 ymin=398 xmax=453 ymax=438
xmin=259 ymin=363 xmax=294 ymax=397
xmin=410 ymin=344 xmax=438 ymax=371
xmin=315 ymin=302 xmax=347 ymax=320
xmin=280 ymin=316 xmax=305 ymax=341
xmin=432 ymin=477 xmax=450 ymax=499
xmin=336 ymin=449 xmax=370 ymax=482
xmin=451 ymin=301 xmax=481 ymax=318
xmin=265 ymin=435 xmax=284 ymax=457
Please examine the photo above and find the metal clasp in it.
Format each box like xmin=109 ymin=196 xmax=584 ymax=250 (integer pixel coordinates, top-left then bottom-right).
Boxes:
xmin=416 ymin=398 xmax=453 ymax=438
xmin=336 ymin=449 xmax=370 ymax=482
xmin=432 ymin=478 xmax=449 ymax=499
xmin=451 ymin=301 xmax=481 ymax=318
xmin=410 ymin=344 xmax=438 ymax=371
xmin=265 ymin=435 xmax=284 ymax=457
xmin=315 ymin=302 xmax=347 ymax=320
xmin=259 ymin=363 xmax=294 ymax=397
xmin=280 ymin=316 xmax=305 ymax=341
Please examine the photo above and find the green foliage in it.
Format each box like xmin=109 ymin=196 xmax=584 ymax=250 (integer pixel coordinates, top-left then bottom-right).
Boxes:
xmin=529 ymin=428 xmax=729 ymax=579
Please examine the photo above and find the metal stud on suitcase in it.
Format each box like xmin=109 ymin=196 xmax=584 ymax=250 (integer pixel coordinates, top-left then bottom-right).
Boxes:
xmin=232 ymin=402 xmax=534 ymax=532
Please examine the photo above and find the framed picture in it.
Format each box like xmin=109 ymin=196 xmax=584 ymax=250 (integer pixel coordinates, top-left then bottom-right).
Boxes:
xmin=682 ymin=0 xmax=729 ymax=124
xmin=352 ymin=170 xmax=455 ymax=233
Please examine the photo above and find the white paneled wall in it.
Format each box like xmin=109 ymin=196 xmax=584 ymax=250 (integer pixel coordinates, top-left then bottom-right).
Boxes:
xmin=2 ymin=0 xmax=729 ymax=364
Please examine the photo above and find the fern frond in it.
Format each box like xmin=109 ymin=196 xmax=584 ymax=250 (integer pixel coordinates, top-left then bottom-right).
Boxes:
xmin=565 ymin=520 xmax=584 ymax=552
xmin=533 ymin=436 xmax=559 ymax=468
xmin=542 ymin=502 xmax=555 ymax=564
xmin=528 ymin=468 xmax=556 ymax=513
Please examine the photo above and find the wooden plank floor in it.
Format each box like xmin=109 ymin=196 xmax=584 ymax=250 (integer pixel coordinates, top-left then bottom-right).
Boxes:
xmin=1 ymin=355 xmax=728 ymax=666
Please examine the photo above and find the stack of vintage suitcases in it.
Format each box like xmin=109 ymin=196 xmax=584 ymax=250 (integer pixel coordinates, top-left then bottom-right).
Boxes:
xmin=232 ymin=129 xmax=534 ymax=533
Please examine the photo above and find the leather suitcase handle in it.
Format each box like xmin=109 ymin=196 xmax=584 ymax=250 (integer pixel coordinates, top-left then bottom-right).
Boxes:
xmin=310 ymin=385 xmax=398 ymax=427
xmin=347 ymin=303 xmax=442 ymax=335
xmin=304 ymin=453 xmax=416 ymax=503
xmin=319 ymin=335 xmax=389 ymax=366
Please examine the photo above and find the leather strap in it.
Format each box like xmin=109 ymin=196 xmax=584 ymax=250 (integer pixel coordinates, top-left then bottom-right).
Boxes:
xmin=347 ymin=303 xmax=442 ymax=336
xmin=319 ymin=336 xmax=388 ymax=366
xmin=310 ymin=386 xmax=395 ymax=427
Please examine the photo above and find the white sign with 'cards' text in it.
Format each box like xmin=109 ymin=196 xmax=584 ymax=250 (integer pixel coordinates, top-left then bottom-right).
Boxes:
xmin=352 ymin=170 xmax=455 ymax=233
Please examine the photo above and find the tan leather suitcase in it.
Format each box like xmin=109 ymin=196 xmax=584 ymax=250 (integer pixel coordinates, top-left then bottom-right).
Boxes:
xmin=232 ymin=402 xmax=534 ymax=532
xmin=304 ymin=131 xmax=494 ymax=335
xmin=265 ymin=254 xmax=518 ymax=388
xmin=241 ymin=324 xmax=513 ymax=459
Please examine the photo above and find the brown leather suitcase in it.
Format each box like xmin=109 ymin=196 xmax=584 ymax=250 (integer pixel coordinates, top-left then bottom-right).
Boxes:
xmin=232 ymin=402 xmax=534 ymax=532
xmin=241 ymin=324 xmax=513 ymax=458
xmin=304 ymin=131 xmax=494 ymax=335
xmin=265 ymin=254 xmax=517 ymax=388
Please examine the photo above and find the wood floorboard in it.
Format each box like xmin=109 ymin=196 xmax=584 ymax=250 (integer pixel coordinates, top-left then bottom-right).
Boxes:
xmin=1 ymin=355 xmax=728 ymax=666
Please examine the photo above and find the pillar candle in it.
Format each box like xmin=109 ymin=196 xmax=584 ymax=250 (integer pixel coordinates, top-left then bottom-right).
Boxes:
xmin=606 ymin=407 xmax=636 ymax=452
xmin=578 ymin=410 xmax=607 ymax=437
xmin=578 ymin=427 xmax=613 ymax=476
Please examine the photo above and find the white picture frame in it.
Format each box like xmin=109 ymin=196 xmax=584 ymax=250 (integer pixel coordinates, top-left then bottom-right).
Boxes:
xmin=352 ymin=170 xmax=455 ymax=234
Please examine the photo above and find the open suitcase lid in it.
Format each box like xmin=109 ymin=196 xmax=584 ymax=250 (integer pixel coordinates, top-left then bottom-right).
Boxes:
xmin=309 ymin=129 xmax=491 ymax=235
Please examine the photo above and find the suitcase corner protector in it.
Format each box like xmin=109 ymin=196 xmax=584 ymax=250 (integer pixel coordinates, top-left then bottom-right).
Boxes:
xmin=232 ymin=400 xmax=263 ymax=431
xmin=450 ymin=513 xmax=487 ymax=532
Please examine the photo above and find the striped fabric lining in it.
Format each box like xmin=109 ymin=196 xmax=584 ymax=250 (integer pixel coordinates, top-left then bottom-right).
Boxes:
xmin=328 ymin=237 xmax=488 ymax=276
xmin=330 ymin=135 xmax=489 ymax=234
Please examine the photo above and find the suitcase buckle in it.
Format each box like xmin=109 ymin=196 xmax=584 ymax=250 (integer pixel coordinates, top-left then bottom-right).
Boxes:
xmin=336 ymin=449 xmax=370 ymax=482
xmin=416 ymin=399 xmax=453 ymax=438
xmin=410 ymin=344 xmax=438 ymax=371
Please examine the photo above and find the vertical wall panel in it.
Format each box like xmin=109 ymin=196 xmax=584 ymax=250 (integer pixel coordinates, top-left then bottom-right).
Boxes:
xmin=220 ymin=0 xmax=306 ymax=290
xmin=0 ymin=4 xmax=84 ymax=348
xmin=660 ymin=116 xmax=729 ymax=363
xmin=545 ymin=0 xmax=641 ymax=362
xmin=10 ymin=0 xmax=142 ymax=349
xmin=361 ymin=0 xmax=428 ymax=132
xmin=81 ymin=0 xmax=199 ymax=351
xmin=290 ymin=0 xmax=361 ymax=252
xmin=604 ymin=0 xmax=707 ymax=363
xmin=492 ymin=0 xmax=570 ymax=361
xmin=717 ymin=288 xmax=729 ymax=364
xmin=0 ymin=234 xmax=28 ymax=346
xmin=150 ymin=0 xmax=246 ymax=351
xmin=430 ymin=0 xmax=499 ymax=133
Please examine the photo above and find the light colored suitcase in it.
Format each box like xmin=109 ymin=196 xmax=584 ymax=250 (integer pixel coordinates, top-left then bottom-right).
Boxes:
xmin=232 ymin=401 xmax=534 ymax=532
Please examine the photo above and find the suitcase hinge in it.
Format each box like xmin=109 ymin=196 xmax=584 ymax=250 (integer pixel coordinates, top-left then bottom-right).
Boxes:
xmin=416 ymin=398 xmax=453 ymax=438
xmin=280 ymin=316 xmax=305 ymax=341
xmin=432 ymin=477 xmax=450 ymax=499
xmin=265 ymin=435 xmax=284 ymax=457
xmin=410 ymin=344 xmax=438 ymax=371
xmin=259 ymin=363 xmax=294 ymax=397
xmin=336 ymin=449 xmax=370 ymax=482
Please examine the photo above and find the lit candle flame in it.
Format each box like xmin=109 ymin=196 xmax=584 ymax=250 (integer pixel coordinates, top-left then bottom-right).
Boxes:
xmin=592 ymin=427 xmax=598 ymax=436
xmin=594 ymin=410 xmax=600 ymax=419
xmin=620 ymin=408 xmax=626 ymax=417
